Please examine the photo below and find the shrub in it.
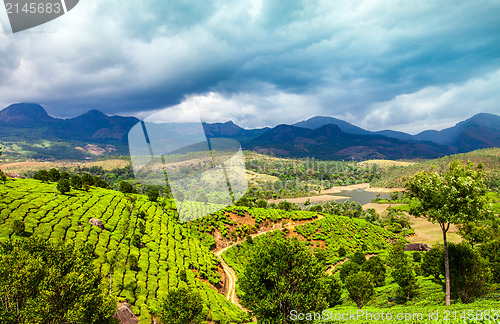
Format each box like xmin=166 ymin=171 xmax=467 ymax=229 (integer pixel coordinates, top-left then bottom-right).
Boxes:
xmin=128 ymin=255 xmax=139 ymax=271
xmin=361 ymin=256 xmax=386 ymax=287
xmin=70 ymin=175 xmax=82 ymax=189
xmin=159 ymin=287 xmax=205 ymax=324
xmin=48 ymin=168 xmax=60 ymax=182
xmin=148 ymin=188 xmax=160 ymax=202
xmin=12 ymin=219 xmax=25 ymax=235
xmin=340 ymin=261 xmax=361 ymax=283
xmin=412 ymin=251 xmax=422 ymax=263
xmin=345 ymin=271 xmax=374 ymax=309
xmin=351 ymin=250 xmax=366 ymax=265
xmin=57 ymin=179 xmax=71 ymax=195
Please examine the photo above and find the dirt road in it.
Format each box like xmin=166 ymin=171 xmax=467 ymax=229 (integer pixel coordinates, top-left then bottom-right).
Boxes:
xmin=213 ymin=215 xmax=324 ymax=312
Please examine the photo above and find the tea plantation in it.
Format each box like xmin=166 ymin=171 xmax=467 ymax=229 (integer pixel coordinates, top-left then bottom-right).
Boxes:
xmin=0 ymin=179 xmax=247 ymax=323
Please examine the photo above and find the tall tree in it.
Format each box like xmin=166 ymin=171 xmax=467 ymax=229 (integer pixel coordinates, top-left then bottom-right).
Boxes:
xmin=239 ymin=236 xmax=335 ymax=323
xmin=406 ymin=160 xmax=489 ymax=306
xmin=345 ymin=271 xmax=374 ymax=309
xmin=0 ymin=238 xmax=117 ymax=323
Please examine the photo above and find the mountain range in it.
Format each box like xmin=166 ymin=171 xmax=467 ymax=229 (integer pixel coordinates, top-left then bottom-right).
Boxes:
xmin=0 ymin=103 xmax=499 ymax=160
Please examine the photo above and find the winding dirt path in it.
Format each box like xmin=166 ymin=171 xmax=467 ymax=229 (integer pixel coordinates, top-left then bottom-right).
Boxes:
xmin=213 ymin=214 xmax=324 ymax=312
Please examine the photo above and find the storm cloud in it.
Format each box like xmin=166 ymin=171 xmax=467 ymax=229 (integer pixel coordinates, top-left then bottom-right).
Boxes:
xmin=0 ymin=0 xmax=499 ymax=132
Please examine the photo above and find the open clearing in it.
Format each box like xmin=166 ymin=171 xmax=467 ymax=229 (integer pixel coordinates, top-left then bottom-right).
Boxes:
xmin=0 ymin=159 xmax=130 ymax=173
xmin=358 ymin=159 xmax=416 ymax=168
xmin=362 ymin=202 xmax=461 ymax=246
xmin=405 ymin=214 xmax=461 ymax=246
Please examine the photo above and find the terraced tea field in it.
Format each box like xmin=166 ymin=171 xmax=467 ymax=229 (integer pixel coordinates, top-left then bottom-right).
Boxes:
xmin=0 ymin=179 xmax=247 ymax=323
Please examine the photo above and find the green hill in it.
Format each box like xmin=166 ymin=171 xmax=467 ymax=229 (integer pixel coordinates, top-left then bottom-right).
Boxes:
xmin=0 ymin=178 xmax=247 ymax=323
xmin=371 ymin=148 xmax=500 ymax=189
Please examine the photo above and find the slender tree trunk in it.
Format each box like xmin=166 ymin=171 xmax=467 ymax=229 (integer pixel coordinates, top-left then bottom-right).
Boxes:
xmin=441 ymin=223 xmax=451 ymax=306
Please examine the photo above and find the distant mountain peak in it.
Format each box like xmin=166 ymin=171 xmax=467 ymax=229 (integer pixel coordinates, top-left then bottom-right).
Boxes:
xmin=0 ymin=103 xmax=56 ymax=127
xmin=78 ymin=109 xmax=108 ymax=119
xmin=292 ymin=115 xmax=371 ymax=135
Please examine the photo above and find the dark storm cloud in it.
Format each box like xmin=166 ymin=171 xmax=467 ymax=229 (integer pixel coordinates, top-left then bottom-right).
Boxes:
xmin=0 ymin=0 xmax=499 ymax=131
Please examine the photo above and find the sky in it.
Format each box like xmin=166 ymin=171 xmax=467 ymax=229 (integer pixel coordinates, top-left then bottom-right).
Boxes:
xmin=0 ymin=0 xmax=499 ymax=134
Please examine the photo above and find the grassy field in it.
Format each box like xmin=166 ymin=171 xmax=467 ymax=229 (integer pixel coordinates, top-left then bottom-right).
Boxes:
xmin=371 ymin=148 xmax=500 ymax=188
xmin=0 ymin=158 xmax=130 ymax=174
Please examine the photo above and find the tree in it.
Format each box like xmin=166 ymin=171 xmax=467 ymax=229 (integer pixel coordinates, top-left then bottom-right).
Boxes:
xmin=392 ymin=264 xmax=418 ymax=302
xmin=388 ymin=241 xmax=418 ymax=301
xmin=70 ymin=174 xmax=83 ymax=189
xmin=195 ymin=192 xmax=208 ymax=204
xmin=423 ymin=243 xmax=490 ymax=303
xmin=119 ymin=181 xmax=136 ymax=194
xmin=94 ymin=177 xmax=109 ymax=189
xmin=361 ymin=256 xmax=386 ymax=287
xmin=478 ymin=240 xmax=500 ymax=283
xmin=0 ymin=238 xmax=117 ymax=323
xmin=148 ymin=187 xmax=160 ymax=202
xmin=179 ymin=269 xmax=187 ymax=282
xmin=406 ymin=160 xmax=489 ymax=305
xmin=320 ymin=275 xmax=343 ymax=307
xmin=82 ymin=173 xmax=94 ymax=186
xmin=34 ymin=170 xmax=49 ymax=182
xmin=239 ymin=236 xmax=331 ymax=323
xmin=48 ymin=168 xmax=60 ymax=182
xmin=340 ymin=261 xmax=361 ymax=283
xmin=159 ymin=287 xmax=205 ymax=324
xmin=131 ymin=234 xmax=141 ymax=248
xmin=60 ymin=171 xmax=70 ymax=180
xmin=12 ymin=219 xmax=25 ymax=235
xmin=57 ymin=178 xmax=71 ymax=195
xmin=351 ymin=250 xmax=366 ymax=265
xmin=0 ymin=170 xmax=7 ymax=185
xmin=345 ymin=271 xmax=374 ymax=309
xmin=421 ymin=245 xmax=444 ymax=285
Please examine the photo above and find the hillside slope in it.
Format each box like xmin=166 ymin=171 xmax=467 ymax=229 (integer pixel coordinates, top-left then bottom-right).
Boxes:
xmin=370 ymin=147 xmax=500 ymax=188
xmin=0 ymin=179 xmax=246 ymax=323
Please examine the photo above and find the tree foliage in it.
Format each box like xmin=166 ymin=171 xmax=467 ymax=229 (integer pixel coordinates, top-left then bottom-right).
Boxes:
xmin=148 ymin=187 xmax=160 ymax=202
xmin=34 ymin=170 xmax=50 ymax=182
xmin=345 ymin=271 xmax=374 ymax=309
xmin=361 ymin=256 xmax=386 ymax=287
xmin=119 ymin=181 xmax=136 ymax=194
xmin=159 ymin=287 xmax=205 ymax=324
xmin=406 ymin=160 xmax=489 ymax=305
xmin=0 ymin=170 xmax=7 ymax=185
xmin=351 ymin=250 xmax=366 ymax=266
xmin=388 ymin=241 xmax=417 ymax=301
xmin=239 ymin=236 xmax=333 ymax=323
xmin=57 ymin=178 xmax=71 ymax=194
xmin=48 ymin=168 xmax=61 ymax=182
xmin=422 ymin=243 xmax=491 ymax=303
xmin=0 ymin=238 xmax=117 ymax=323
xmin=340 ymin=261 xmax=361 ymax=283
xmin=70 ymin=174 xmax=83 ymax=189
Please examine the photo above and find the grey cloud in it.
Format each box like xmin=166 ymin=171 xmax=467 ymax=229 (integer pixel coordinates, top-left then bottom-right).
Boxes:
xmin=0 ymin=0 xmax=499 ymax=132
